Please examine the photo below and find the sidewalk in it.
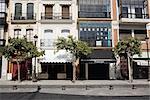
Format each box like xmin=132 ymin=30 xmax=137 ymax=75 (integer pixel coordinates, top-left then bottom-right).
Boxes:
xmin=0 ymin=80 xmax=149 ymax=96
xmin=0 ymin=79 xmax=149 ymax=85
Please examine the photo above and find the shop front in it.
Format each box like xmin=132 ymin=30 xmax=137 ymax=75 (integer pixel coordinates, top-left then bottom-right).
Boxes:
xmin=39 ymin=50 xmax=73 ymax=80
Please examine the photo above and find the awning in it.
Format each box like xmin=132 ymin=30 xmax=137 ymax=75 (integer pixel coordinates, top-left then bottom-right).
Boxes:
xmin=81 ymin=49 xmax=116 ymax=63
xmin=40 ymin=50 xmax=73 ymax=63
xmin=134 ymin=60 xmax=149 ymax=66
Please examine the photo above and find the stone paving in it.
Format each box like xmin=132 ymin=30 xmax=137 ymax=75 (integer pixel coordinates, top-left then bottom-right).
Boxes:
xmin=0 ymin=80 xmax=149 ymax=96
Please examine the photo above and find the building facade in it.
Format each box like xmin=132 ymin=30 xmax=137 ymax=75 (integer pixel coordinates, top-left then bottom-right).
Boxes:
xmin=1 ymin=0 xmax=150 ymax=80
xmin=0 ymin=0 xmax=7 ymax=79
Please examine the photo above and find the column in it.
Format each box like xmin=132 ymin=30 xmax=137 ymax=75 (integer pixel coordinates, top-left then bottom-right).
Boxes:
xmin=1 ymin=56 xmax=8 ymax=80
xmin=147 ymin=0 xmax=150 ymax=18
xmin=85 ymin=63 xmax=88 ymax=80
xmin=112 ymin=21 xmax=119 ymax=47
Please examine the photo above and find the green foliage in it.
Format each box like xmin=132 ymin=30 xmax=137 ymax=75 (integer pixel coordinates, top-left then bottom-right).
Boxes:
xmin=55 ymin=35 xmax=92 ymax=58
xmin=0 ymin=37 xmax=44 ymax=60
xmin=114 ymin=38 xmax=141 ymax=56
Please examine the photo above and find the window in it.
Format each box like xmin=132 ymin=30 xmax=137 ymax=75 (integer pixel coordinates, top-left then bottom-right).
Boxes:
xmin=79 ymin=22 xmax=112 ymax=47
xmin=79 ymin=0 xmax=111 ymax=18
xmin=45 ymin=5 xmax=53 ymax=19
xmin=26 ymin=29 xmax=33 ymax=41
xmin=122 ymin=7 xmax=128 ymax=18
xmin=62 ymin=5 xmax=70 ymax=19
xmin=0 ymin=29 xmax=4 ymax=39
xmin=0 ymin=0 xmax=6 ymax=13
xmin=135 ymin=8 xmax=142 ymax=18
xmin=134 ymin=30 xmax=146 ymax=41
xmin=27 ymin=3 xmax=34 ymax=19
xmin=15 ymin=3 xmax=22 ymax=20
xmin=41 ymin=29 xmax=54 ymax=47
xmin=119 ymin=30 xmax=132 ymax=40
xmin=14 ymin=29 xmax=21 ymax=38
xmin=61 ymin=29 xmax=70 ymax=33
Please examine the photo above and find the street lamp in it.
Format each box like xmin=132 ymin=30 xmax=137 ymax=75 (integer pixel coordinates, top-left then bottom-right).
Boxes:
xmin=145 ymin=36 xmax=150 ymax=81
xmin=32 ymin=35 xmax=38 ymax=82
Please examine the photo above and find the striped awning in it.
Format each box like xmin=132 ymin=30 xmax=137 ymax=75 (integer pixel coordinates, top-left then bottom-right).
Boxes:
xmin=40 ymin=50 xmax=73 ymax=63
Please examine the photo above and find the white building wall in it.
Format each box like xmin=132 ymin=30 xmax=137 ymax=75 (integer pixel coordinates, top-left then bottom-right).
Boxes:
xmin=2 ymin=0 xmax=78 ymax=78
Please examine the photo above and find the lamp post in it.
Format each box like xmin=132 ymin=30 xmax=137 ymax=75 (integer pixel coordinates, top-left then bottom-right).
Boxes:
xmin=145 ymin=36 xmax=150 ymax=81
xmin=32 ymin=35 xmax=38 ymax=82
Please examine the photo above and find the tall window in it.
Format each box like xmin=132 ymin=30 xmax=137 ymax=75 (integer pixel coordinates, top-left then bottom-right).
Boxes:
xmin=41 ymin=29 xmax=54 ymax=47
xmin=62 ymin=5 xmax=70 ymax=19
xmin=45 ymin=5 xmax=53 ymax=19
xmin=26 ymin=29 xmax=33 ymax=41
xmin=122 ymin=7 xmax=128 ymax=18
xmin=14 ymin=29 xmax=21 ymax=38
xmin=0 ymin=0 xmax=6 ymax=13
xmin=79 ymin=0 xmax=111 ymax=18
xmin=27 ymin=3 xmax=34 ymax=19
xmin=15 ymin=3 xmax=22 ymax=20
xmin=135 ymin=8 xmax=142 ymax=18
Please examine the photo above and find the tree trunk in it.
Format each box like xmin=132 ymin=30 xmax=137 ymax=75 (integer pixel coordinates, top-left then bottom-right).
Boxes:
xmin=16 ymin=60 xmax=21 ymax=82
xmin=127 ymin=52 xmax=133 ymax=83
xmin=72 ymin=58 xmax=79 ymax=82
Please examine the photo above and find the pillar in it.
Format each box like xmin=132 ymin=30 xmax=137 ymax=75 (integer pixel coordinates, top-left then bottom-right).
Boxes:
xmin=1 ymin=56 xmax=8 ymax=80
xmin=85 ymin=63 xmax=88 ymax=80
xmin=112 ymin=21 xmax=119 ymax=47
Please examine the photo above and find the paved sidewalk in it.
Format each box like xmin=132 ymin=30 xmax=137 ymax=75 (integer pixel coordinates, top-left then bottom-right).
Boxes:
xmin=0 ymin=80 xmax=149 ymax=96
xmin=0 ymin=79 xmax=149 ymax=86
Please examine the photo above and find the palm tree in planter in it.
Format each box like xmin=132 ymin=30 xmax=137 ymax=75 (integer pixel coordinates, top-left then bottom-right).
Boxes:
xmin=0 ymin=37 xmax=44 ymax=82
xmin=114 ymin=38 xmax=141 ymax=82
xmin=55 ymin=35 xmax=92 ymax=82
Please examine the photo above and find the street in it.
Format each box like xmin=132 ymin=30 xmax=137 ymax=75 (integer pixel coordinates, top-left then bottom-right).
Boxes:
xmin=0 ymin=92 xmax=149 ymax=100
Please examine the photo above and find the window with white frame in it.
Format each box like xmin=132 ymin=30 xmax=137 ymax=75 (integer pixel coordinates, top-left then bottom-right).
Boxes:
xmin=0 ymin=0 xmax=6 ymax=13
xmin=0 ymin=29 xmax=4 ymax=39
xmin=14 ymin=29 xmax=21 ymax=38
xmin=26 ymin=29 xmax=33 ymax=41
xmin=61 ymin=29 xmax=70 ymax=37
xmin=41 ymin=29 xmax=54 ymax=47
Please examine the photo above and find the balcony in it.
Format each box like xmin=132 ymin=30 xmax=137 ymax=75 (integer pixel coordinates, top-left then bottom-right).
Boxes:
xmin=40 ymin=13 xmax=73 ymax=24
xmin=78 ymin=11 xmax=111 ymax=18
xmin=11 ymin=13 xmax=36 ymax=24
xmin=119 ymin=13 xmax=150 ymax=24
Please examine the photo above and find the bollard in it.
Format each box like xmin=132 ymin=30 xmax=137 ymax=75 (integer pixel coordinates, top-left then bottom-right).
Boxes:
xmin=62 ymin=86 xmax=66 ymax=90
xmin=132 ymin=85 xmax=136 ymax=89
xmin=85 ymin=85 xmax=89 ymax=90
xmin=13 ymin=85 xmax=17 ymax=90
xmin=109 ymin=85 xmax=113 ymax=90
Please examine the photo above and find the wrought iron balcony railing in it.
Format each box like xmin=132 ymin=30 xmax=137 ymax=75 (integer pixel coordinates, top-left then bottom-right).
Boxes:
xmin=78 ymin=11 xmax=111 ymax=18
xmin=11 ymin=13 xmax=36 ymax=20
xmin=120 ymin=13 xmax=149 ymax=19
xmin=41 ymin=13 xmax=72 ymax=20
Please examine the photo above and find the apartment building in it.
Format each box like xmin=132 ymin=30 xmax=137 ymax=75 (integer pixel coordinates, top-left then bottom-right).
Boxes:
xmin=117 ymin=0 xmax=150 ymax=79
xmin=38 ymin=0 xmax=78 ymax=80
xmin=4 ymin=0 xmax=77 ymax=80
xmin=0 ymin=0 xmax=7 ymax=79
xmin=77 ymin=0 xmax=116 ymax=80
